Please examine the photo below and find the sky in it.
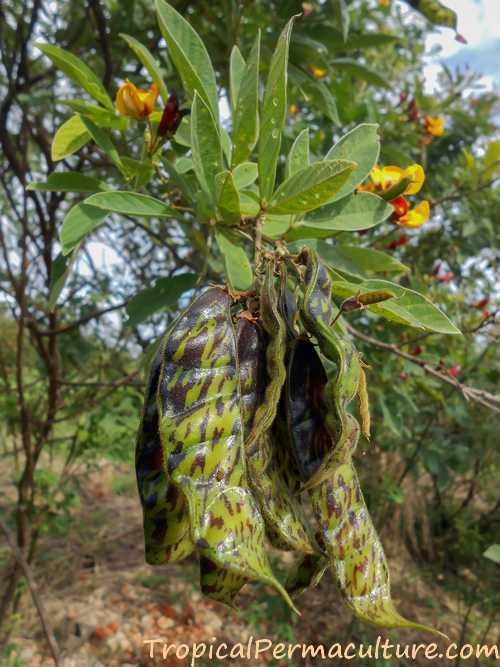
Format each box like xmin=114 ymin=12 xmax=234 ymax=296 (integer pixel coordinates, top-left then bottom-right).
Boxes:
xmin=420 ymin=0 xmax=500 ymax=92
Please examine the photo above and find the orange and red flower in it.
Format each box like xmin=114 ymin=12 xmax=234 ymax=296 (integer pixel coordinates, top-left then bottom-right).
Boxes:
xmin=116 ymin=80 xmax=159 ymax=119
xmin=358 ymin=163 xmax=430 ymax=229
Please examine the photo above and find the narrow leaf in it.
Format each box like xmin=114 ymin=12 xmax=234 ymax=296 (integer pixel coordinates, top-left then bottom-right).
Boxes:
xmin=61 ymin=100 xmax=128 ymax=130
xmin=216 ymin=171 xmax=241 ymax=224
xmin=36 ymin=42 xmax=114 ymax=110
xmin=331 ymin=278 xmax=461 ymax=334
xmin=325 ymin=123 xmax=380 ymax=202
xmin=233 ymin=162 xmax=258 ymax=190
xmin=120 ymin=33 xmax=169 ymax=101
xmin=317 ymin=243 xmax=409 ymax=277
xmin=27 ymin=172 xmax=108 ymax=193
xmin=285 ymin=128 xmax=310 ymax=179
xmin=84 ymin=191 xmax=178 ymax=217
xmin=51 ymin=115 xmax=90 ymax=161
xmin=267 ymin=160 xmax=357 ymax=214
xmin=60 ymin=203 xmax=108 ymax=255
xmin=191 ymin=92 xmax=224 ymax=202
xmin=155 ymin=0 xmax=218 ymax=120
xmin=79 ymin=116 xmax=123 ymax=168
xmin=232 ymin=32 xmax=261 ymax=166
xmin=215 ymin=228 xmax=253 ymax=290
xmin=259 ymin=15 xmax=298 ymax=202
xmin=229 ymin=45 xmax=246 ymax=111
xmin=48 ymin=250 xmax=78 ymax=310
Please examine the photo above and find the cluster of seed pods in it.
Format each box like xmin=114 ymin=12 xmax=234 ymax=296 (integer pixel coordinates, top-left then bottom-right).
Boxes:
xmin=135 ymin=247 xmax=441 ymax=634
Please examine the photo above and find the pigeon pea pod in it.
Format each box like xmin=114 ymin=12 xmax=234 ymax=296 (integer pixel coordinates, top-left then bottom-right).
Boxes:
xmin=157 ymin=287 xmax=296 ymax=610
xmin=298 ymin=247 xmax=361 ymax=490
xmin=135 ymin=347 xmax=194 ymax=564
xmin=297 ymin=248 xmax=443 ymax=635
xmin=238 ymin=273 xmax=316 ymax=554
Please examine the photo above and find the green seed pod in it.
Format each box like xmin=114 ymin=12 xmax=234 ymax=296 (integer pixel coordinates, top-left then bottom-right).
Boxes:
xmin=156 ymin=286 xmax=296 ymax=611
xmin=405 ymin=0 xmax=457 ymax=30
xmin=299 ymin=247 xmax=361 ymax=489
xmin=238 ymin=316 xmax=316 ymax=554
xmin=296 ymin=248 xmax=444 ymax=635
xmin=135 ymin=348 xmax=194 ymax=564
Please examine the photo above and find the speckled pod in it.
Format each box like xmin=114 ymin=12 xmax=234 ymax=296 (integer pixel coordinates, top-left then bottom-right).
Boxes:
xmin=156 ymin=287 xmax=296 ymax=611
xmin=298 ymin=248 xmax=442 ymax=635
xmin=135 ymin=347 xmax=194 ymax=565
xmin=238 ymin=312 xmax=316 ymax=554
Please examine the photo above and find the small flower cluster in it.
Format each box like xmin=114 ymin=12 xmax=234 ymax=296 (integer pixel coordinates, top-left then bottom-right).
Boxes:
xmin=359 ymin=164 xmax=430 ymax=228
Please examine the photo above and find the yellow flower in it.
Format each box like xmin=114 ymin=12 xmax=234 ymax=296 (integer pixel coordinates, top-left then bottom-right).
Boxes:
xmin=379 ymin=0 xmax=390 ymax=6
xmin=370 ymin=163 xmax=425 ymax=195
xmin=116 ymin=80 xmax=159 ymax=119
xmin=396 ymin=200 xmax=430 ymax=228
xmin=289 ymin=104 xmax=299 ymax=114
xmin=310 ymin=66 xmax=327 ymax=78
xmin=424 ymin=115 xmax=445 ymax=137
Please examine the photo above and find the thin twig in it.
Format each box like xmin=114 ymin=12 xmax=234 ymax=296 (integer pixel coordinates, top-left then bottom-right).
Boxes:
xmin=346 ymin=324 xmax=500 ymax=413
xmin=0 ymin=518 xmax=60 ymax=667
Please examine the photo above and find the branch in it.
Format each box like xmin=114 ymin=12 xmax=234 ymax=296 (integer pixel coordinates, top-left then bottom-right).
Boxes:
xmin=346 ymin=324 xmax=500 ymax=414
xmin=0 ymin=518 xmax=60 ymax=667
xmin=36 ymin=302 xmax=127 ymax=336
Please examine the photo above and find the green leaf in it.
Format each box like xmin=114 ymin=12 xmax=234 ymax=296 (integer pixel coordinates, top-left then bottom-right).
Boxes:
xmin=27 ymin=172 xmax=108 ymax=193
xmin=120 ymin=33 xmax=169 ymax=101
xmin=175 ymin=157 xmax=193 ymax=174
xmin=347 ymin=33 xmax=399 ymax=48
xmin=267 ymin=160 xmax=356 ymax=214
xmin=79 ymin=116 xmax=123 ymax=169
xmin=336 ymin=0 xmax=350 ymax=42
xmin=215 ymin=229 xmax=253 ymax=290
xmin=232 ymin=32 xmax=260 ymax=166
xmin=61 ymin=100 xmax=128 ymax=130
xmin=48 ymin=250 xmax=78 ymax=310
xmin=325 ymin=124 xmax=380 ymax=202
xmin=289 ymin=192 xmax=392 ymax=239
xmin=36 ymin=42 xmax=114 ymax=110
xmin=262 ymin=214 xmax=292 ymax=239
xmin=483 ymin=544 xmax=500 ymax=565
xmin=229 ymin=45 xmax=246 ymax=111
xmin=330 ymin=278 xmax=461 ymax=334
xmin=60 ymin=203 xmax=108 ymax=255
xmin=317 ymin=243 xmax=409 ymax=278
xmin=84 ymin=191 xmax=178 ymax=217
xmin=155 ymin=0 xmax=218 ymax=120
xmin=285 ymin=129 xmax=310 ymax=179
xmin=51 ymin=115 xmax=90 ymax=161
xmin=233 ymin=162 xmax=258 ymax=189
xmin=191 ymin=92 xmax=224 ymax=202
xmin=259 ymin=15 xmax=298 ymax=202
xmin=239 ymin=192 xmax=260 ymax=217
xmin=121 ymin=157 xmax=154 ymax=186
xmin=125 ymin=273 xmax=197 ymax=327
xmin=332 ymin=58 xmax=392 ymax=90
xmin=215 ymin=171 xmax=241 ymax=224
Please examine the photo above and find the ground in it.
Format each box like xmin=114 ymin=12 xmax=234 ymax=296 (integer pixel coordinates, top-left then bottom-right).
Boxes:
xmin=3 ymin=462 xmax=498 ymax=667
